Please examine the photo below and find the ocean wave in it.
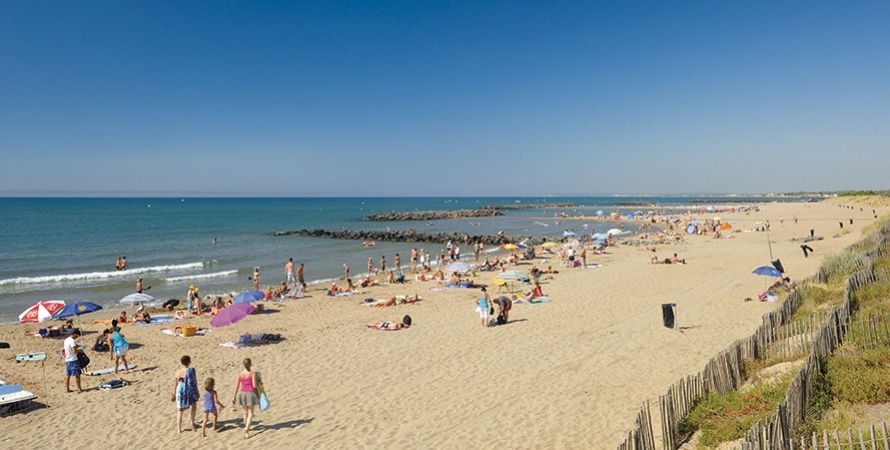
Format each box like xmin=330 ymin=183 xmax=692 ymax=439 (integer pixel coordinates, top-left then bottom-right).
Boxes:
xmin=164 ymin=270 xmax=238 ymax=283
xmin=0 ymin=262 xmax=207 ymax=287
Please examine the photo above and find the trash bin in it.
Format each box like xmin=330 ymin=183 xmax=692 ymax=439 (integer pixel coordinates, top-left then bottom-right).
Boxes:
xmin=661 ymin=303 xmax=676 ymax=329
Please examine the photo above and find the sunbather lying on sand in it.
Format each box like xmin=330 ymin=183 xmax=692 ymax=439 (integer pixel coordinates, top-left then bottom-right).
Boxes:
xmin=366 ymin=320 xmax=410 ymax=330
xmin=371 ymin=294 xmax=422 ymax=307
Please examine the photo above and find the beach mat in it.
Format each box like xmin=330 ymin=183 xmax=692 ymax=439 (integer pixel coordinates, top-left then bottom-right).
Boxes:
xmin=89 ymin=364 xmax=136 ymax=376
xmin=133 ymin=315 xmax=174 ymax=326
xmin=217 ymin=342 xmax=246 ymax=349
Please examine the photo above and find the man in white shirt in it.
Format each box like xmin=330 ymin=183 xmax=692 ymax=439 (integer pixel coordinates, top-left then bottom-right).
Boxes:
xmin=63 ymin=330 xmax=84 ymax=393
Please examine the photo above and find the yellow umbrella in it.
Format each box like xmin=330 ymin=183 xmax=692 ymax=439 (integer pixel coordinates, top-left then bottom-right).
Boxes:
xmin=541 ymin=242 xmax=560 ymax=249
xmin=500 ymin=244 xmax=520 ymax=250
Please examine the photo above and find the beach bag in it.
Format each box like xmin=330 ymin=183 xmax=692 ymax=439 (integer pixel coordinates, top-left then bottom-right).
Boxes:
xmin=181 ymin=324 xmax=197 ymax=337
xmin=259 ymin=392 xmax=270 ymax=411
xmin=402 ymin=315 xmax=412 ymax=326
xmin=77 ymin=351 xmax=91 ymax=370
xmin=496 ymin=312 xmax=506 ymax=325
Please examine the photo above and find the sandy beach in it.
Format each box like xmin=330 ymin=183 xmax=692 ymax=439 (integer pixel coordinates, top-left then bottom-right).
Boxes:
xmin=1 ymin=200 xmax=885 ymax=449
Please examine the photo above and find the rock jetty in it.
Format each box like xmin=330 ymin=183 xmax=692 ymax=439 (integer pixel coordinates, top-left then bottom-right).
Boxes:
xmin=362 ymin=203 xmax=576 ymax=221
xmin=363 ymin=209 xmax=501 ymax=221
xmin=273 ymin=229 xmax=539 ymax=246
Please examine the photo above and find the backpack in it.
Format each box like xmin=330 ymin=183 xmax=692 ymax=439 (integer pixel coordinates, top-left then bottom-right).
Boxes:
xmin=77 ymin=351 xmax=91 ymax=370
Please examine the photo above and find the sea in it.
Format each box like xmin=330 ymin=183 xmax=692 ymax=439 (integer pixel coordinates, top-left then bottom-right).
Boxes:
xmin=0 ymin=196 xmax=799 ymax=323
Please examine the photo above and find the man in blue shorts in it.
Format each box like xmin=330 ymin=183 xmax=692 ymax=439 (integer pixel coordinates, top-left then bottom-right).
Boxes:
xmin=64 ymin=329 xmax=84 ymax=393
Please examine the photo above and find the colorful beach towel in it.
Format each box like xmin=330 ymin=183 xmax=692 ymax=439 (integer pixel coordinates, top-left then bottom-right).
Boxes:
xmin=162 ymin=329 xmax=210 ymax=337
xmin=217 ymin=342 xmax=246 ymax=349
xmin=176 ymin=367 xmax=199 ymax=409
xmin=133 ymin=315 xmax=175 ymax=326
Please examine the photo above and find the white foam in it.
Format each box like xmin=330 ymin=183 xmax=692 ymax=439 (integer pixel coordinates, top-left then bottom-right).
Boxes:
xmin=0 ymin=262 xmax=206 ymax=287
xmin=164 ymin=270 xmax=238 ymax=283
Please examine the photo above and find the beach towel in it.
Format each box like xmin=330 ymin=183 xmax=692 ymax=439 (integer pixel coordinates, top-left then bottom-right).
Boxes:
xmin=176 ymin=367 xmax=199 ymax=409
xmin=133 ymin=315 xmax=175 ymax=326
xmin=217 ymin=342 xmax=246 ymax=349
xmin=428 ymin=287 xmax=452 ymax=292
xmin=162 ymin=329 xmax=210 ymax=337
xmin=516 ymin=299 xmax=551 ymax=305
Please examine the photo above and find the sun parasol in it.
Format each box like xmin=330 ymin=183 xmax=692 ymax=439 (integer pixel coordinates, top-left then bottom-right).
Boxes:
xmin=19 ymin=300 xmax=66 ymax=324
xmin=233 ymin=290 xmax=265 ymax=304
xmin=445 ymin=261 xmax=472 ymax=273
xmin=210 ymin=302 xmax=255 ymax=328
xmin=121 ymin=293 xmax=156 ymax=305
xmin=52 ymin=301 xmax=103 ymax=320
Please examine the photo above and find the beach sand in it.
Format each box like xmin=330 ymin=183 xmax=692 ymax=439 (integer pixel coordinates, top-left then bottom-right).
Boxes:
xmin=0 ymin=200 xmax=884 ymax=449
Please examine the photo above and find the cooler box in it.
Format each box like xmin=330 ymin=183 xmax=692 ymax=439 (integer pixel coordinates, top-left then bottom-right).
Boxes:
xmin=182 ymin=324 xmax=198 ymax=337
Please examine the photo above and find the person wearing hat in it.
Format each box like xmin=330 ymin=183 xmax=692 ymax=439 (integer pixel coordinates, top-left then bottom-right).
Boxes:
xmin=63 ymin=329 xmax=84 ymax=393
xmin=134 ymin=305 xmax=151 ymax=323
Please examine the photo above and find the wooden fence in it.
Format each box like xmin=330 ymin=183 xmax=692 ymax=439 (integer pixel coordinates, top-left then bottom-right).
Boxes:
xmin=615 ymin=223 xmax=890 ymax=449
xmin=740 ymin=422 xmax=890 ymax=450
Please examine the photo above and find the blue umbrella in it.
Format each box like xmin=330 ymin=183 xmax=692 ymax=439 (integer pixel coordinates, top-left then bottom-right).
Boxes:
xmin=233 ymin=290 xmax=265 ymax=304
xmin=52 ymin=301 xmax=103 ymax=319
xmin=752 ymin=266 xmax=782 ymax=278
xmin=596 ymin=210 xmax=604 ymax=216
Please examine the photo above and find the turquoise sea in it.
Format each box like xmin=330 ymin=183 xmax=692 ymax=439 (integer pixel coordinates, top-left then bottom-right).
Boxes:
xmin=0 ymin=196 xmax=797 ymax=323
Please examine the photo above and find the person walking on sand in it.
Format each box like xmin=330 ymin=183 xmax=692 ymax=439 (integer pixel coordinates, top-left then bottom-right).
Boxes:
xmin=380 ymin=256 xmax=387 ymax=274
xmin=297 ymin=263 xmax=305 ymax=286
xmin=63 ymin=329 xmax=84 ymax=393
xmin=232 ymin=358 xmax=260 ymax=439
xmin=200 ymin=377 xmax=225 ymax=437
xmin=476 ymin=287 xmax=490 ymax=328
xmin=285 ymin=258 xmax=295 ymax=290
xmin=107 ymin=327 xmax=131 ymax=374
xmin=394 ymin=253 xmax=401 ymax=272
xmin=367 ymin=257 xmax=375 ymax=276
xmin=173 ymin=355 xmax=199 ymax=433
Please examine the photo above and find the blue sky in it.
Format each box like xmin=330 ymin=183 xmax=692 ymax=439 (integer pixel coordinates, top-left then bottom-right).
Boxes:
xmin=2 ymin=1 xmax=888 ymax=196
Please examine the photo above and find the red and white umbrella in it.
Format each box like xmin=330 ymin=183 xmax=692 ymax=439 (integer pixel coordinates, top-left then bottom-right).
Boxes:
xmin=19 ymin=300 xmax=67 ymax=323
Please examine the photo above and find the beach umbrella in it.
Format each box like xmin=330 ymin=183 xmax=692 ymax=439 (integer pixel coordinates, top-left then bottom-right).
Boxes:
xmin=524 ymin=238 xmax=543 ymax=246
xmin=500 ymin=243 xmax=520 ymax=250
xmin=495 ymin=270 xmax=530 ymax=293
xmin=52 ymin=301 xmax=103 ymax=320
xmin=19 ymin=300 xmax=66 ymax=324
xmin=596 ymin=210 xmax=604 ymax=216
xmin=496 ymin=271 xmax=530 ymax=282
xmin=445 ymin=261 xmax=472 ymax=273
xmin=541 ymin=242 xmax=560 ymax=249
xmin=592 ymin=239 xmax=606 ymax=246
xmin=752 ymin=266 xmax=782 ymax=278
xmin=233 ymin=290 xmax=264 ymax=304
xmin=606 ymin=228 xmax=623 ymax=236
xmin=120 ymin=293 xmax=156 ymax=305
xmin=210 ymin=302 xmax=255 ymax=328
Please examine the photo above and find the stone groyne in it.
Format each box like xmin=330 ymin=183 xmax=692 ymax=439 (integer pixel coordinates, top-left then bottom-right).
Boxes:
xmin=273 ymin=229 xmax=539 ymax=246
xmin=363 ymin=203 xmax=576 ymax=221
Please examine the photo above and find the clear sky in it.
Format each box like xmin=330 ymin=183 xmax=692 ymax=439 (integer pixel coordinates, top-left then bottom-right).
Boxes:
xmin=2 ymin=1 xmax=888 ymax=196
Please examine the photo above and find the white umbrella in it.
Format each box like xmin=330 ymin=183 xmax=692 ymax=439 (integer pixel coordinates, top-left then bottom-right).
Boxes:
xmin=495 ymin=270 xmax=530 ymax=281
xmin=121 ymin=293 xmax=156 ymax=305
xmin=446 ymin=262 xmax=472 ymax=273
xmin=606 ymin=228 xmax=623 ymax=236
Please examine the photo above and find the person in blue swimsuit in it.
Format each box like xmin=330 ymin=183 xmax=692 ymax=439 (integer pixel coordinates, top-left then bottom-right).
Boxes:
xmin=200 ymin=377 xmax=225 ymax=437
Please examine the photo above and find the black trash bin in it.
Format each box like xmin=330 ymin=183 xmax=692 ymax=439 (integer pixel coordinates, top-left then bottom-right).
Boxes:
xmin=661 ymin=303 xmax=676 ymax=329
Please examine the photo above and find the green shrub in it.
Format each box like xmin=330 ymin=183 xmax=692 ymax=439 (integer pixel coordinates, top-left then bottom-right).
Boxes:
xmin=679 ymin=379 xmax=789 ymax=447
xmin=820 ymin=250 xmax=865 ymax=284
xmin=825 ymin=345 xmax=890 ymax=404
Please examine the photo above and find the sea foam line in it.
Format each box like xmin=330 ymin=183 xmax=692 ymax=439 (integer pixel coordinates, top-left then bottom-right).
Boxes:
xmin=164 ymin=270 xmax=238 ymax=283
xmin=0 ymin=262 xmax=206 ymax=286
